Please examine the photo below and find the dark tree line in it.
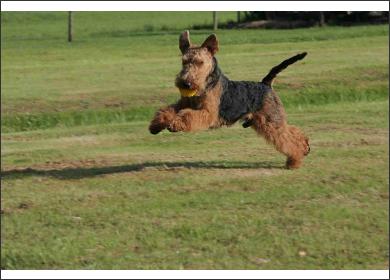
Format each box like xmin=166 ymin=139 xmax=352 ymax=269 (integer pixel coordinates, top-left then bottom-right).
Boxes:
xmin=67 ymin=11 xmax=388 ymax=42
xmin=243 ymin=11 xmax=388 ymax=26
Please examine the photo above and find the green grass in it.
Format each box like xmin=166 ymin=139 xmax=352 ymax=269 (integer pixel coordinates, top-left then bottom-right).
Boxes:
xmin=1 ymin=12 xmax=389 ymax=269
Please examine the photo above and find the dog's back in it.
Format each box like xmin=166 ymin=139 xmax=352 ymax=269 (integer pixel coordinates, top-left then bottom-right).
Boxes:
xmin=219 ymin=76 xmax=272 ymax=124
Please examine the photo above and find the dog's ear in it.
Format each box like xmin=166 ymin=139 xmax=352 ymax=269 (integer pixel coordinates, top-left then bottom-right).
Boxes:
xmin=179 ymin=30 xmax=191 ymax=54
xmin=201 ymin=34 xmax=219 ymax=55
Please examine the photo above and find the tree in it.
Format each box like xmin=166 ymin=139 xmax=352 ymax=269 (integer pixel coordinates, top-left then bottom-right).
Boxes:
xmin=319 ymin=12 xmax=325 ymax=26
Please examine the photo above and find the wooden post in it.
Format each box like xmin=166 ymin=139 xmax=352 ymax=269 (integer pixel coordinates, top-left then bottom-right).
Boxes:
xmin=319 ymin=11 xmax=325 ymax=27
xmin=213 ymin=11 xmax=218 ymax=31
xmin=68 ymin=11 xmax=73 ymax=42
xmin=237 ymin=11 xmax=241 ymax=23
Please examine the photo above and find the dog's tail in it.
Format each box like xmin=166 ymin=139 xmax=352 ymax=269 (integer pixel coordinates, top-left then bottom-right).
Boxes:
xmin=261 ymin=52 xmax=307 ymax=87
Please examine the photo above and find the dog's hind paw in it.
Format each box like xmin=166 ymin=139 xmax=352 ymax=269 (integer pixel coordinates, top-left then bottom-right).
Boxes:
xmin=242 ymin=118 xmax=254 ymax=128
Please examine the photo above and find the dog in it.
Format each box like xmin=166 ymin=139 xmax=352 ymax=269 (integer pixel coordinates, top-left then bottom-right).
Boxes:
xmin=149 ymin=31 xmax=310 ymax=169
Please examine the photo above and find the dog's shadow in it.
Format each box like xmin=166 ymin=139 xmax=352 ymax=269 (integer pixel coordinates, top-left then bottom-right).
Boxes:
xmin=1 ymin=161 xmax=283 ymax=180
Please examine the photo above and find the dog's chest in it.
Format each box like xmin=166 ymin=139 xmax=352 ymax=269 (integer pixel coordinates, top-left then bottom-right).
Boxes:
xmin=219 ymin=80 xmax=271 ymax=123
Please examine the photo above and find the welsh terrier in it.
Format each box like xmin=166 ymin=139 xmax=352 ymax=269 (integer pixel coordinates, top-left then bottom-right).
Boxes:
xmin=149 ymin=31 xmax=310 ymax=169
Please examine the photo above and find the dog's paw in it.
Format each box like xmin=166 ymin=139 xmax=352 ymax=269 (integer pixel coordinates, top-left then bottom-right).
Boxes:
xmin=167 ymin=123 xmax=180 ymax=133
xmin=304 ymin=141 xmax=310 ymax=156
xmin=168 ymin=118 xmax=186 ymax=132
xmin=149 ymin=122 xmax=165 ymax=135
xmin=286 ymin=157 xmax=302 ymax=169
xmin=242 ymin=118 xmax=254 ymax=128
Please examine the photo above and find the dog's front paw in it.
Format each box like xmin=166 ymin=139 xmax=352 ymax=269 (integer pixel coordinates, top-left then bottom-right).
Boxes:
xmin=149 ymin=122 xmax=165 ymax=134
xmin=168 ymin=118 xmax=187 ymax=132
xmin=149 ymin=109 xmax=177 ymax=135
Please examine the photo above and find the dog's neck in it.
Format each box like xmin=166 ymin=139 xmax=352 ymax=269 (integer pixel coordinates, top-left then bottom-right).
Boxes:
xmin=205 ymin=57 xmax=224 ymax=92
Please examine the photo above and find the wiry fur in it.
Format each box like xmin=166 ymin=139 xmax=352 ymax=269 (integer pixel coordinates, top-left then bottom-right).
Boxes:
xmin=149 ymin=31 xmax=310 ymax=169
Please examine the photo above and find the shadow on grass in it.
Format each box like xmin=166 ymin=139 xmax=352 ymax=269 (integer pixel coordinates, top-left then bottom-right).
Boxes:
xmin=1 ymin=161 xmax=283 ymax=180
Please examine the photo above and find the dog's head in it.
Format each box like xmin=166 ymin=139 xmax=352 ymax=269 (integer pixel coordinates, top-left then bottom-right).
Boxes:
xmin=175 ymin=31 xmax=219 ymax=96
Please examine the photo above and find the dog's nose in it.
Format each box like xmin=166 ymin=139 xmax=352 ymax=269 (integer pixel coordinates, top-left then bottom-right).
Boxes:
xmin=175 ymin=78 xmax=193 ymax=89
xmin=181 ymin=81 xmax=192 ymax=89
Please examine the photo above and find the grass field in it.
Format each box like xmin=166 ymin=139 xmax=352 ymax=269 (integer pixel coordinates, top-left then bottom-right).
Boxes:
xmin=1 ymin=12 xmax=389 ymax=269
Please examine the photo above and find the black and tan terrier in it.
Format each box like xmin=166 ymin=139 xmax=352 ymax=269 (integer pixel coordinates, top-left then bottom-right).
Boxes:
xmin=149 ymin=31 xmax=310 ymax=169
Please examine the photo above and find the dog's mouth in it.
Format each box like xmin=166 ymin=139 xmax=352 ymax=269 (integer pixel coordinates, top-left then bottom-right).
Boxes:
xmin=177 ymin=87 xmax=198 ymax=97
xmin=175 ymin=79 xmax=199 ymax=97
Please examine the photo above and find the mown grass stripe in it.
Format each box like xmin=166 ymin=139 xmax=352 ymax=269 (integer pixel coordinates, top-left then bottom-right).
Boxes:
xmin=2 ymin=87 xmax=388 ymax=133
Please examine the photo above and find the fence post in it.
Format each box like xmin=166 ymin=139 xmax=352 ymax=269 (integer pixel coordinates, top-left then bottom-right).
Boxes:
xmin=319 ymin=11 xmax=325 ymax=27
xmin=213 ymin=11 xmax=218 ymax=31
xmin=68 ymin=11 xmax=73 ymax=42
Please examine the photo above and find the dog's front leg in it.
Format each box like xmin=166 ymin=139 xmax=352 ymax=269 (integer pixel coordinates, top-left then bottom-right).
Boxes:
xmin=149 ymin=105 xmax=178 ymax=134
xmin=168 ymin=108 xmax=213 ymax=132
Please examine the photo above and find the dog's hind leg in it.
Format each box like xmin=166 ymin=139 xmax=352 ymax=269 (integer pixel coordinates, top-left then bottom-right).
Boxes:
xmin=251 ymin=95 xmax=310 ymax=169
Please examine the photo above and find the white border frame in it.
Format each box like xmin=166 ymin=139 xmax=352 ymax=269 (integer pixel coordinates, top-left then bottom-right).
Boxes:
xmin=1 ymin=1 xmax=389 ymax=11
xmin=1 ymin=1 xmax=389 ymax=279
